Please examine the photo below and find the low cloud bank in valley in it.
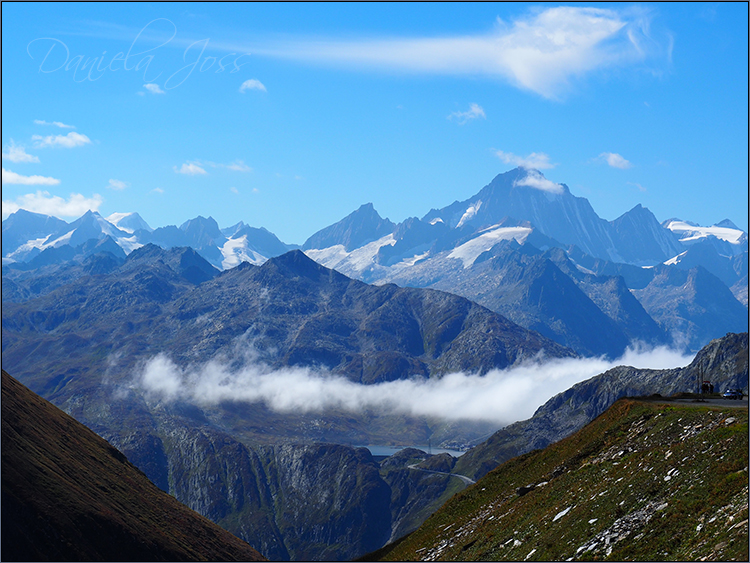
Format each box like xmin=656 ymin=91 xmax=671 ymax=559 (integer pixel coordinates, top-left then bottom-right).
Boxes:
xmin=136 ymin=345 xmax=694 ymax=426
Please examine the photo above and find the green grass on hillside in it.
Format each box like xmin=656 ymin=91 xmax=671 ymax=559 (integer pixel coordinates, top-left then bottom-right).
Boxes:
xmin=378 ymin=399 xmax=748 ymax=562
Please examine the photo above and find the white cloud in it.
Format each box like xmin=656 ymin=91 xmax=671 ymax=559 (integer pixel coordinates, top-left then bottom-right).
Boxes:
xmin=599 ymin=152 xmax=633 ymax=169
xmin=226 ymin=160 xmax=252 ymax=172
xmin=32 ymin=131 xmax=91 ymax=149
xmin=33 ymin=119 xmax=75 ymax=129
xmin=2 ymin=167 xmax=60 ymax=185
xmin=143 ymin=83 xmax=166 ymax=94
xmin=496 ymin=150 xmax=555 ymax=170
xmin=239 ymin=79 xmax=267 ymax=93
xmin=514 ymin=169 xmax=564 ymax=194
xmin=2 ymin=190 xmax=103 ymax=219
xmin=107 ymin=179 xmax=129 ymax=190
xmin=2 ymin=142 xmax=40 ymax=163
xmin=174 ymin=162 xmax=207 ymax=175
xmin=230 ymin=186 xmax=239 ymax=194
xmin=135 ymin=344 xmax=693 ymax=427
xmin=250 ymin=6 xmax=669 ymax=98
xmin=448 ymin=103 xmax=486 ymax=124
xmin=152 ymin=187 xmax=165 ymax=194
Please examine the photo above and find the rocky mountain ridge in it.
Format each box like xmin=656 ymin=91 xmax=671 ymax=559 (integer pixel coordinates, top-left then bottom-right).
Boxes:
xmin=4 ymin=169 xmax=747 ymax=354
xmin=453 ymin=332 xmax=749 ymax=481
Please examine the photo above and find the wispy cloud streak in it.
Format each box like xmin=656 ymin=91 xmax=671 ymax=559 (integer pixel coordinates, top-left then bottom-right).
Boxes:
xmin=247 ymin=6 xmax=668 ymax=98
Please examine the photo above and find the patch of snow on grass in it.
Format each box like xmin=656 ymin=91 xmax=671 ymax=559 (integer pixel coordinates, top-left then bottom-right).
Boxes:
xmin=553 ymin=506 xmax=572 ymax=522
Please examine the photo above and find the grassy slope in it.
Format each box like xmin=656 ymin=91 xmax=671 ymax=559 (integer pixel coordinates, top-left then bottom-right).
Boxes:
xmin=1 ymin=369 xmax=266 ymax=562
xmin=378 ymin=399 xmax=748 ymax=562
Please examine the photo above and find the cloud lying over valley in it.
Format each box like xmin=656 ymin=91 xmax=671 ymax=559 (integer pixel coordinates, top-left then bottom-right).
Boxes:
xmin=1 ymin=190 xmax=103 ymax=219
xmin=136 ymin=344 xmax=694 ymax=427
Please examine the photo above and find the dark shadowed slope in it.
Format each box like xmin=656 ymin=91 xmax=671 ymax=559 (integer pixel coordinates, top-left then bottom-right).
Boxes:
xmin=1 ymin=369 xmax=266 ymax=562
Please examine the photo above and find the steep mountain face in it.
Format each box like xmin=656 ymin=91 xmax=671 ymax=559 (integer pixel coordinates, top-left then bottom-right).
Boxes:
xmin=375 ymin=398 xmax=748 ymax=562
xmin=545 ymin=247 xmax=668 ymax=346
xmin=303 ymin=203 xmax=396 ymax=252
xmin=422 ymin=168 xmax=622 ymax=262
xmin=1 ymin=208 xmax=69 ymax=258
xmin=633 ymin=266 xmax=748 ymax=351
xmin=2 ymin=370 xmax=266 ymax=562
xmin=3 ymin=247 xmax=572 ymax=396
xmin=665 ymin=238 xmax=746 ymax=287
xmin=421 ymin=242 xmax=632 ymax=358
xmin=610 ymin=204 xmax=684 ymax=265
xmin=453 ymin=332 xmax=748 ymax=482
xmin=147 ymin=417 xmax=396 ymax=561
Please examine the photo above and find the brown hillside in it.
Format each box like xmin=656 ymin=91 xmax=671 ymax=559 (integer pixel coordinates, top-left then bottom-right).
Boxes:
xmin=1 ymin=369 xmax=266 ymax=562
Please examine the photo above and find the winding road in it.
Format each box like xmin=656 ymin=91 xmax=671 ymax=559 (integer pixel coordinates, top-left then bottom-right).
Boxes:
xmin=407 ymin=464 xmax=476 ymax=485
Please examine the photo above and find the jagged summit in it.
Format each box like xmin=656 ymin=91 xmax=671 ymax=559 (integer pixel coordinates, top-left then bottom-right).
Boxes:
xmin=302 ymin=203 xmax=396 ymax=251
xmin=261 ymin=248 xmax=347 ymax=283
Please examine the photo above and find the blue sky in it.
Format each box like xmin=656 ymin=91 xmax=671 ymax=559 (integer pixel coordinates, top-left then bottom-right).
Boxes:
xmin=2 ymin=2 xmax=747 ymax=243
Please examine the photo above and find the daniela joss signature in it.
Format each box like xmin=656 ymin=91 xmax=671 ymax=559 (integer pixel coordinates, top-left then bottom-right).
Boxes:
xmin=26 ymin=18 xmax=252 ymax=89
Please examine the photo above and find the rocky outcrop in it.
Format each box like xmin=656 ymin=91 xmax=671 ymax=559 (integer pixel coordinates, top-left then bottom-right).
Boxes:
xmin=455 ymin=332 xmax=748 ymax=481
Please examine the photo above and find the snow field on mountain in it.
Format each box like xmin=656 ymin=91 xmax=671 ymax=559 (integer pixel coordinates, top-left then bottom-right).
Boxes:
xmin=448 ymin=226 xmax=532 ymax=268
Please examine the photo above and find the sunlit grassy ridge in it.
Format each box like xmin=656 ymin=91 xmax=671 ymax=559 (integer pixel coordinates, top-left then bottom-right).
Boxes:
xmin=377 ymin=399 xmax=748 ymax=561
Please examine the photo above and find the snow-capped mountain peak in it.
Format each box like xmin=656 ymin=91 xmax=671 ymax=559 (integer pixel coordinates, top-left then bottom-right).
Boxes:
xmin=106 ymin=212 xmax=153 ymax=233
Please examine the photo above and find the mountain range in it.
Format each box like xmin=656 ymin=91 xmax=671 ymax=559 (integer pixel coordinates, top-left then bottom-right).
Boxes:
xmin=2 ymin=168 xmax=748 ymax=560
xmin=4 ymin=168 xmax=747 ymax=355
